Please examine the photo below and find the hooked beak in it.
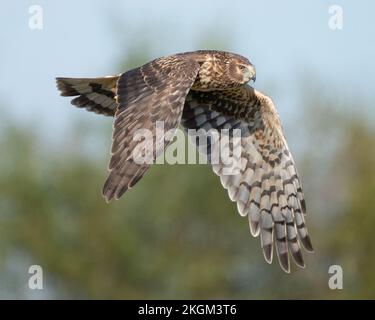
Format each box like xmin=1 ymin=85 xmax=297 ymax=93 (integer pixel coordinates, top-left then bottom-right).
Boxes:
xmin=244 ymin=65 xmax=256 ymax=83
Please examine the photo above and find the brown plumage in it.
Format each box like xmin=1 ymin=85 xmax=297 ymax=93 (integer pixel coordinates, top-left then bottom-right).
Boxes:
xmin=56 ymin=50 xmax=313 ymax=272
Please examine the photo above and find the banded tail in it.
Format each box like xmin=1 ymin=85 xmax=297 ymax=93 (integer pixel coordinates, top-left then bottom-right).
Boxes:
xmin=56 ymin=76 xmax=119 ymax=116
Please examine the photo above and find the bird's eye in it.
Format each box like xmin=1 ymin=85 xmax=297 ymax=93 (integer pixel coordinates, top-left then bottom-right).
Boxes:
xmin=239 ymin=65 xmax=246 ymax=71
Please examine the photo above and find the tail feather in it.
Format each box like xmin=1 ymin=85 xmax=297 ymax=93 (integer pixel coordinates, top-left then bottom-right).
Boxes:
xmin=56 ymin=76 xmax=119 ymax=116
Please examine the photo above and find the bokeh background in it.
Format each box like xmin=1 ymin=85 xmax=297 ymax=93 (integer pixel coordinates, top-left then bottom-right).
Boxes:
xmin=0 ymin=0 xmax=374 ymax=299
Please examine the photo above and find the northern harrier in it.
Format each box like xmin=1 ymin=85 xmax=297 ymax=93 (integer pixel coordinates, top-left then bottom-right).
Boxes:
xmin=56 ymin=50 xmax=313 ymax=272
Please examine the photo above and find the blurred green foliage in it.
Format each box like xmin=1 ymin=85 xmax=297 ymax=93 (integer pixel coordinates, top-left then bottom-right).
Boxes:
xmin=1 ymin=89 xmax=374 ymax=299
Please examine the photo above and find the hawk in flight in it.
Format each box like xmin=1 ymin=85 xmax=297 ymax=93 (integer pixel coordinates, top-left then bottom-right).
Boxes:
xmin=56 ymin=50 xmax=313 ymax=272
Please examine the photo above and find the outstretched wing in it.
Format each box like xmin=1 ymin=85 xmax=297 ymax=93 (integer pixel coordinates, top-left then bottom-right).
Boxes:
xmin=56 ymin=76 xmax=119 ymax=116
xmin=103 ymin=56 xmax=200 ymax=202
xmin=181 ymin=85 xmax=313 ymax=272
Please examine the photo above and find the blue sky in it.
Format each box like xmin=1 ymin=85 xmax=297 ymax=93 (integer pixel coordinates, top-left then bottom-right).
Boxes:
xmin=0 ymin=0 xmax=374 ymax=136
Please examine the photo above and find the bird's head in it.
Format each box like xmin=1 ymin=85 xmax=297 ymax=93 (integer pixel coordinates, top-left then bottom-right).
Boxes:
xmin=227 ymin=56 xmax=256 ymax=85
